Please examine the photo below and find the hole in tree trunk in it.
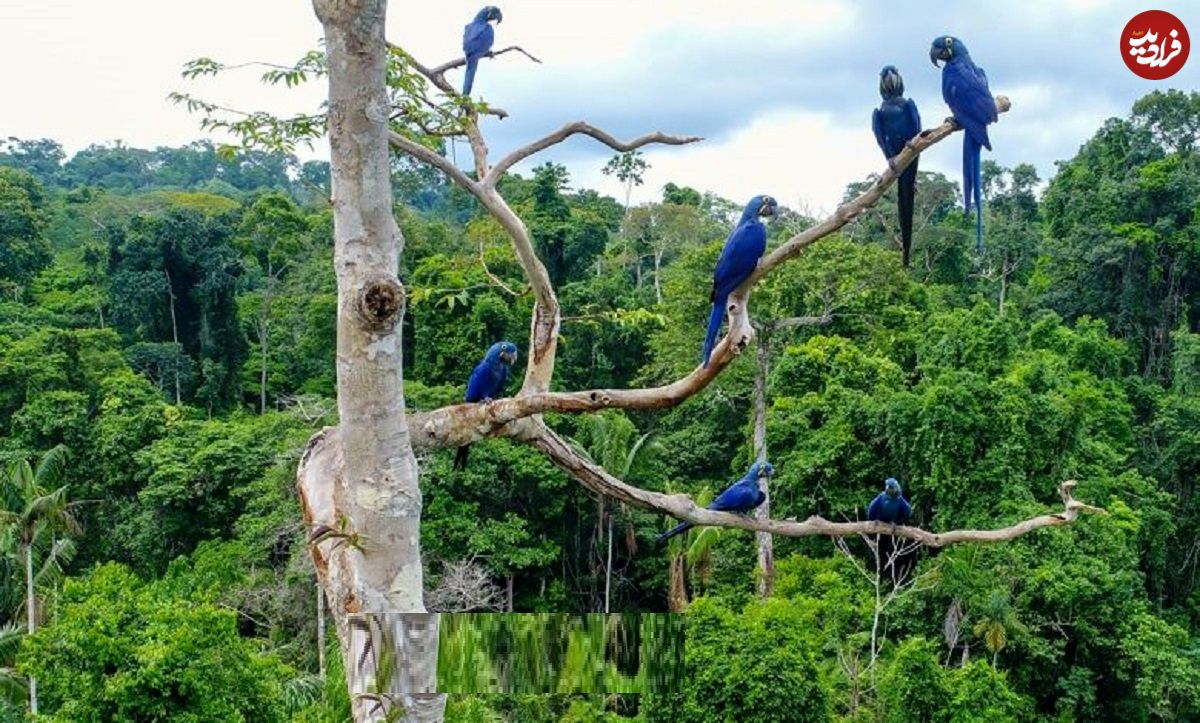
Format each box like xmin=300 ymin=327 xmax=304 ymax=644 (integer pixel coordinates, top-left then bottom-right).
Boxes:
xmin=354 ymin=273 xmax=405 ymax=331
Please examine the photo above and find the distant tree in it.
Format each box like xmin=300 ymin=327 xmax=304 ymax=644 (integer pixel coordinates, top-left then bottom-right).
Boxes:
xmin=108 ymin=207 xmax=248 ymax=410
xmin=0 ymin=167 xmax=51 ymax=295
xmin=0 ymin=138 xmax=65 ymax=185
xmin=602 ymin=150 xmax=649 ymax=213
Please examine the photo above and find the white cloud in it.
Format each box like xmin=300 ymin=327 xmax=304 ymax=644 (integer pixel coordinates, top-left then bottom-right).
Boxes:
xmin=1 ymin=0 xmax=1197 ymax=207
xmin=566 ymin=108 xmax=883 ymax=214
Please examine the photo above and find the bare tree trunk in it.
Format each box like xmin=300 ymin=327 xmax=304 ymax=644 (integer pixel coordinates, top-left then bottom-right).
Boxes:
xmin=653 ymin=249 xmax=663 ymax=304
xmin=25 ymin=544 xmax=36 ymax=716
xmin=506 ymin=575 xmax=514 ymax=612
xmin=165 ymin=269 xmax=181 ymax=405
xmin=317 ymin=581 xmax=327 ymax=680
xmin=753 ymin=333 xmax=774 ymax=598
xmin=260 ymin=317 xmax=269 ymax=414
xmin=998 ymin=251 xmax=1008 ymax=316
xmin=869 ymin=542 xmax=883 ymax=688
xmin=667 ymin=553 xmax=689 ymax=612
xmin=261 ymin=262 xmax=272 ymax=414
xmin=604 ymin=508 xmax=614 ymax=613
xmin=299 ymin=1 xmax=444 ymax=719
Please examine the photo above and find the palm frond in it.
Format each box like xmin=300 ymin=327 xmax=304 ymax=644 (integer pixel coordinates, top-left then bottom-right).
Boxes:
xmin=32 ymin=446 xmax=69 ymax=488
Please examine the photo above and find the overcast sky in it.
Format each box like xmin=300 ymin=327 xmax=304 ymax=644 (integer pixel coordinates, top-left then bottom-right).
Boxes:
xmin=2 ymin=1 xmax=1197 ymax=211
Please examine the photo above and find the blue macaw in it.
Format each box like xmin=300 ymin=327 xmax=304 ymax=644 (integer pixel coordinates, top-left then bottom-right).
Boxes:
xmin=866 ymin=477 xmax=912 ymax=526
xmin=453 ymin=340 xmax=518 ymax=470
xmin=700 ymin=195 xmax=777 ymax=368
xmin=656 ymin=461 xmax=773 ymax=544
xmin=872 ymin=65 xmax=922 ymax=268
xmin=932 ymin=35 xmax=997 ymax=252
xmin=462 ymin=6 xmax=502 ymax=96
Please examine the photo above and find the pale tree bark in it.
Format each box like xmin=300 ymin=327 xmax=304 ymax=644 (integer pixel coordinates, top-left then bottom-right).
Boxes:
xmin=752 ymin=333 xmax=773 ymax=599
xmin=25 ymin=544 xmax=36 ymax=716
xmin=317 ymin=582 xmax=327 ymax=680
xmin=300 ymin=1 xmax=444 ymax=720
xmin=604 ymin=508 xmax=614 ymax=613
xmin=165 ymin=269 xmax=182 ymax=405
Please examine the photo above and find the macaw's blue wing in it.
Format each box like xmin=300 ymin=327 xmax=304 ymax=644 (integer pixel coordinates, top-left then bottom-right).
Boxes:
xmin=866 ymin=492 xmax=886 ymax=521
xmin=898 ymin=496 xmax=912 ymax=523
xmin=463 ymin=20 xmax=494 ymax=57
xmin=872 ymin=108 xmax=888 ymax=157
xmin=943 ymin=61 xmax=995 ymax=150
xmin=905 ymin=98 xmax=922 ymax=136
xmin=712 ymin=222 xmax=767 ymax=301
xmin=709 ymin=483 xmax=756 ymax=513
xmin=465 ymin=360 xmax=493 ymax=402
xmin=701 ymin=221 xmax=767 ymax=367
xmin=943 ymin=61 xmax=995 ymax=251
xmin=461 ymin=22 xmax=495 ymax=95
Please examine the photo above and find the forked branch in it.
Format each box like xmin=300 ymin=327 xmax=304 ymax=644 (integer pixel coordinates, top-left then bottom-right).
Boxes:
xmin=484 ymin=123 xmax=702 ymax=187
xmin=371 ymin=53 xmax=1041 ymax=541
xmin=428 ymin=46 xmax=543 ymax=77
xmin=522 ymin=419 xmax=1106 ymax=547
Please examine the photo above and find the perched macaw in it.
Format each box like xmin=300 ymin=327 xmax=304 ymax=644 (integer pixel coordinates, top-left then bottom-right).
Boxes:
xmin=700 ymin=195 xmax=777 ymax=368
xmin=656 ymin=461 xmax=773 ymax=544
xmin=462 ymin=6 xmax=502 ymax=96
xmin=453 ymin=340 xmax=518 ymax=470
xmin=931 ymin=35 xmax=997 ymax=252
xmin=872 ymin=65 xmax=922 ymax=268
xmin=866 ymin=477 xmax=912 ymax=526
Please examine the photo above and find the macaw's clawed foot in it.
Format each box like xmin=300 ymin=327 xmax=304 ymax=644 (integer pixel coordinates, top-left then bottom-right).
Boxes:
xmin=918 ymin=129 xmax=934 ymax=139
xmin=887 ymin=156 xmax=899 ymax=173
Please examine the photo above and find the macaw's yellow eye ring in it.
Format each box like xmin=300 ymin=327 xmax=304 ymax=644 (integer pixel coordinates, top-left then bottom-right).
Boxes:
xmin=944 ymin=36 xmax=953 ymax=46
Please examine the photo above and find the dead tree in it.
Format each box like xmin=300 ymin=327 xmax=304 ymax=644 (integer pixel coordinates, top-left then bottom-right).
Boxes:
xmin=288 ymin=6 xmax=1105 ymax=719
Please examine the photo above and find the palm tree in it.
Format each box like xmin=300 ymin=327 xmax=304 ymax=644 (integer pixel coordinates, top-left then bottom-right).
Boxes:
xmin=661 ymin=486 xmax=722 ymax=612
xmin=0 ymin=446 xmax=82 ymax=715
xmin=570 ymin=412 xmax=660 ymax=613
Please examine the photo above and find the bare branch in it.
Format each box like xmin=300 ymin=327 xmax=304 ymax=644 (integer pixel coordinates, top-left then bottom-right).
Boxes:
xmin=393 ymin=44 xmax=532 ymax=119
xmin=769 ymin=312 xmax=835 ymax=331
xmin=748 ymin=96 xmax=1011 ymax=286
xmin=478 ymin=236 xmax=526 ymax=298
xmin=485 ymin=122 xmax=702 ymax=187
xmin=396 ymin=98 xmax=1013 ymax=448
xmin=387 ymin=131 xmax=476 ymax=191
xmin=428 ymin=46 xmax=543 ymax=76
xmin=521 ymin=418 xmax=1103 ymax=547
xmin=426 ymin=558 xmax=505 ymax=612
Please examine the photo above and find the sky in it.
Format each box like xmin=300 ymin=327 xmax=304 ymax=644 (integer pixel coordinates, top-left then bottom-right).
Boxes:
xmin=1 ymin=0 xmax=1198 ymax=213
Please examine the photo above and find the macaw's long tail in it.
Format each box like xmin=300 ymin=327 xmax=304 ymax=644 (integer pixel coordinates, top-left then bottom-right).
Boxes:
xmin=453 ymin=444 xmax=471 ymax=471
xmin=462 ymin=56 xmax=479 ymax=96
xmin=963 ymin=135 xmax=984 ymax=251
xmin=701 ymin=297 xmax=726 ymax=368
xmin=897 ymin=161 xmax=917 ymax=268
xmin=656 ymin=521 xmax=693 ymax=545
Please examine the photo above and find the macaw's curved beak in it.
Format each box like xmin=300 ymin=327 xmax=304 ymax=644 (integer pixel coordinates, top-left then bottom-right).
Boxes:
xmin=501 ymin=350 xmax=517 ymax=364
xmin=495 ymin=11 xmax=503 ymax=23
xmin=759 ymin=202 xmax=778 ymax=218
xmin=930 ymin=47 xmax=944 ymax=67
xmin=881 ymin=69 xmax=902 ymax=95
